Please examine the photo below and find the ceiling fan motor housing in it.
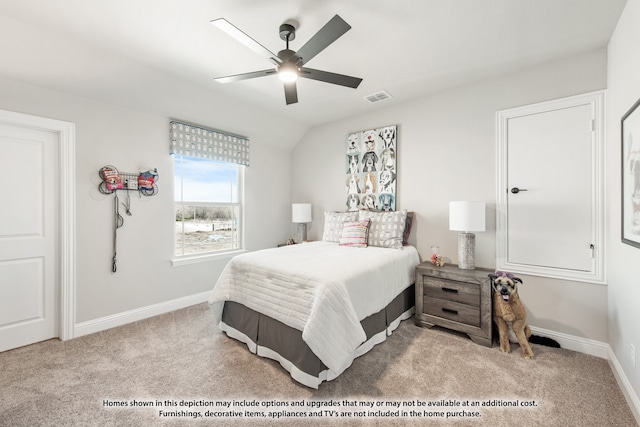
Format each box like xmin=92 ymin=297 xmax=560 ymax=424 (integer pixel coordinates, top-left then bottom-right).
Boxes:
xmin=277 ymin=49 xmax=298 ymax=64
xmin=279 ymin=24 xmax=296 ymax=41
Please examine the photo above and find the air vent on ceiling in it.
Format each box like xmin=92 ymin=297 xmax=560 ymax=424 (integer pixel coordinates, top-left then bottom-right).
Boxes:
xmin=364 ymin=90 xmax=392 ymax=103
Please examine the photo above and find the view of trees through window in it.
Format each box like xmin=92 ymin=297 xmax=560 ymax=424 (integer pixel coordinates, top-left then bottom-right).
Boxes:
xmin=175 ymin=205 xmax=240 ymax=255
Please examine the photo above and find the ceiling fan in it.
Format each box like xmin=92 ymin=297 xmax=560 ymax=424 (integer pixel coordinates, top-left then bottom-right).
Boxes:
xmin=211 ymin=15 xmax=363 ymax=105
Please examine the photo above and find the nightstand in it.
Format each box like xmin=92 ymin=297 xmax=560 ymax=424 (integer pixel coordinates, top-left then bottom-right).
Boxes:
xmin=415 ymin=262 xmax=493 ymax=347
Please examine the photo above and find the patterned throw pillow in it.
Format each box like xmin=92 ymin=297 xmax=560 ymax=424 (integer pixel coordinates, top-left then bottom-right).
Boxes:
xmin=339 ymin=220 xmax=370 ymax=248
xmin=322 ymin=211 xmax=359 ymax=242
xmin=358 ymin=209 xmax=408 ymax=249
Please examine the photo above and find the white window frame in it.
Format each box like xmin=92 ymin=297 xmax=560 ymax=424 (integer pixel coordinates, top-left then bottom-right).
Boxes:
xmin=171 ymin=156 xmax=245 ymax=266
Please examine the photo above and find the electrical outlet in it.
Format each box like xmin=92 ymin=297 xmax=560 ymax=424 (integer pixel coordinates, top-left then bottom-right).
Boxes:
xmin=631 ymin=343 xmax=636 ymax=368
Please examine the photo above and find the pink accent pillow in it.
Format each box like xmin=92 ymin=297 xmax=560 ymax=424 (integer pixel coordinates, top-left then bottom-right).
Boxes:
xmin=338 ymin=220 xmax=370 ymax=248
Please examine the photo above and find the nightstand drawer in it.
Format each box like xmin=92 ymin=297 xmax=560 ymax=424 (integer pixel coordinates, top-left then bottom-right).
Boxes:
xmin=422 ymin=277 xmax=480 ymax=306
xmin=423 ymin=297 xmax=480 ymax=327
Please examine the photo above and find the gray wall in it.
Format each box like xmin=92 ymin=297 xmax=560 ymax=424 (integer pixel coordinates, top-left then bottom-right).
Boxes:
xmin=292 ymin=48 xmax=609 ymax=342
xmin=0 ymin=77 xmax=291 ymax=324
xmin=607 ymin=0 xmax=640 ymax=407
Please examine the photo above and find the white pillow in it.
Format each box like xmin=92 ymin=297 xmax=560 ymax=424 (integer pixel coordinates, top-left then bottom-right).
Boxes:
xmin=339 ymin=220 xmax=370 ymax=248
xmin=322 ymin=211 xmax=359 ymax=242
xmin=357 ymin=209 xmax=407 ymax=249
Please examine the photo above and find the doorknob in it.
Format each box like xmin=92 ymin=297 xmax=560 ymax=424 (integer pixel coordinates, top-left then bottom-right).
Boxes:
xmin=510 ymin=187 xmax=528 ymax=194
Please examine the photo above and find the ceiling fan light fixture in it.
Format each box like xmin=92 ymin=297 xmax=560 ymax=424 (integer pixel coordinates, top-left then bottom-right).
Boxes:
xmin=212 ymin=15 xmax=362 ymax=105
xmin=278 ymin=62 xmax=299 ymax=82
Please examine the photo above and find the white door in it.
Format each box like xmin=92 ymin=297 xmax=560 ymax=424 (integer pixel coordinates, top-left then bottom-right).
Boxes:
xmin=496 ymin=91 xmax=605 ymax=284
xmin=0 ymin=123 xmax=58 ymax=352
xmin=506 ymin=103 xmax=593 ymax=271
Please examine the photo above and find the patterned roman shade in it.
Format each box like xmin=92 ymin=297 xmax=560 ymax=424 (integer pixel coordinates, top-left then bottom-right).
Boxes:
xmin=169 ymin=120 xmax=250 ymax=166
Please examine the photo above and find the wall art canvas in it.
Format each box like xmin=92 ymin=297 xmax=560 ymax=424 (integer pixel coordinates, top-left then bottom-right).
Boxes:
xmin=622 ymin=98 xmax=640 ymax=248
xmin=345 ymin=125 xmax=397 ymax=211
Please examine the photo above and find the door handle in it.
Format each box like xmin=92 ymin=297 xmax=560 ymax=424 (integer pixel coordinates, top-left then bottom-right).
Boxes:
xmin=510 ymin=187 xmax=527 ymax=194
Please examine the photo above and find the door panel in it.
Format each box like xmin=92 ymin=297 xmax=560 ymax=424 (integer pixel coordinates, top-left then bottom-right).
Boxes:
xmin=0 ymin=137 xmax=43 ymax=237
xmin=0 ymin=123 xmax=57 ymax=352
xmin=0 ymin=258 xmax=44 ymax=325
xmin=507 ymin=104 xmax=593 ymax=271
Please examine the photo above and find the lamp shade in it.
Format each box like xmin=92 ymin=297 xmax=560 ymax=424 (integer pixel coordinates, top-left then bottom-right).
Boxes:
xmin=292 ymin=203 xmax=312 ymax=223
xmin=449 ymin=201 xmax=486 ymax=232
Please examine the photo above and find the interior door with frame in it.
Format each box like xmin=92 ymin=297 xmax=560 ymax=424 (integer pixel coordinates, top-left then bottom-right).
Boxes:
xmin=496 ymin=91 xmax=605 ymax=284
xmin=0 ymin=122 xmax=59 ymax=352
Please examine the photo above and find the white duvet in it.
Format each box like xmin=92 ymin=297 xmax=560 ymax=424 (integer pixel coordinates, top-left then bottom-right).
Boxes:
xmin=208 ymin=241 xmax=420 ymax=374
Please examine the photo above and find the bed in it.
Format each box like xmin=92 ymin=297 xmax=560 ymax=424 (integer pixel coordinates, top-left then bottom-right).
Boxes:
xmin=208 ymin=210 xmax=419 ymax=388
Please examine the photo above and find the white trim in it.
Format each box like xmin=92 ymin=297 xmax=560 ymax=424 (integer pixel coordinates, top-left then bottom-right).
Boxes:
xmin=517 ymin=326 xmax=639 ymax=424
xmin=171 ymin=249 xmax=246 ymax=267
xmin=495 ymin=90 xmax=606 ymax=285
xmin=530 ymin=325 xmax=609 ymax=358
xmin=608 ymin=346 xmax=640 ymax=425
xmin=74 ymin=291 xmax=210 ymax=338
xmin=257 ymin=345 xmax=323 ymax=389
xmin=219 ymin=321 xmax=257 ymax=353
xmin=0 ymin=109 xmax=76 ymax=341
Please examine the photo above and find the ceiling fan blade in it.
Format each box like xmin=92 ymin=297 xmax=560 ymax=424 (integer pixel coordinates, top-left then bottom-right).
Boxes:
xmin=284 ymin=82 xmax=298 ymax=105
xmin=214 ymin=69 xmax=277 ymax=83
xmin=299 ymin=67 xmax=362 ymax=88
xmin=211 ymin=18 xmax=281 ymax=66
xmin=295 ymin=15 xmax=351 ymax=65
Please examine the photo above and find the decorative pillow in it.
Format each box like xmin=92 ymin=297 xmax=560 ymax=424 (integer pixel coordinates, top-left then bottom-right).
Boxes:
xmin=358 ymin=209 xmax=408 ymax=249
xmin=339 ymin=220 xmax=370 ymax=248
xmin=403 ymin=211 xmax=415 ymax=245
xmin=322 ymin=211 xmax=359 ymax=242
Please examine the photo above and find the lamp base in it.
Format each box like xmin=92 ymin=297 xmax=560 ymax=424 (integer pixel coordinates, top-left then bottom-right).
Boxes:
xmin=296 ymin=223 xmax=307 ymax=244
xmin=458 ymin=232 xmax=476 ymax=270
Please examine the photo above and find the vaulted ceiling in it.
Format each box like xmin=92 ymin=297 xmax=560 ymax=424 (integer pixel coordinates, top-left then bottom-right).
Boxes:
xmin=0 ymin=0 xmax=627 ymax=148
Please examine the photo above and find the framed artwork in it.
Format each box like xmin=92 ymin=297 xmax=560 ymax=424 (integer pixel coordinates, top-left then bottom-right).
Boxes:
xmin=622 ymin=97 xmax=640 ymax=248
xmin=345 ymin=125 xmax=397 ymax=211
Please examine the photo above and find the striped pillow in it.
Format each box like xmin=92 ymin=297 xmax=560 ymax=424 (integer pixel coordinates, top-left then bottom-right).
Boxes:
xmin=339 ymin=220 xmax=370 ymax=248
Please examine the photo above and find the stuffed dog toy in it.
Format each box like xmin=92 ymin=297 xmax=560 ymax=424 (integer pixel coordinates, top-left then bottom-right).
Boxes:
xmin=489 ymin=271 xmax=534 ymax=359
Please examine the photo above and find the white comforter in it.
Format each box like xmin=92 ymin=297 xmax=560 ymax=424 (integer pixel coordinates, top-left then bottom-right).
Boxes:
xmin=208 ymin=241 xmax=420 ymax=374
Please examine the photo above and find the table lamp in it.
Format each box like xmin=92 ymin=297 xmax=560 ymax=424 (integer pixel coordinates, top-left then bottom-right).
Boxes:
xmin=292 ymin=203 xmax=312 ymax=243
xmin=449 ymin=201 xmax=485 ymax=270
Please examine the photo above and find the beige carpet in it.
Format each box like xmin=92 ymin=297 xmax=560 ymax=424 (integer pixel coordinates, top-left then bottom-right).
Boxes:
xmin=0 ymin=303 xmax=637 ymax=426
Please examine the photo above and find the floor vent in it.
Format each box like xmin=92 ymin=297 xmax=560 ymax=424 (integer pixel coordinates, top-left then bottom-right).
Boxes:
xmin=364 ymin=90 xmax=392 ymax=103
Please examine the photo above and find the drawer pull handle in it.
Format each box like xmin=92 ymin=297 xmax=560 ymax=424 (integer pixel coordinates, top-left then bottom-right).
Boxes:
xmin=442 ymin=308 xmax=458 ymax=315
xmin=441 ymin=287 xmax=458 ymax=294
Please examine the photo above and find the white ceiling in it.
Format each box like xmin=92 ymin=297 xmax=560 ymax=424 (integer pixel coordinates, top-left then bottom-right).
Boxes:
xmin=0 ymin=0 xmax=627 ymax=148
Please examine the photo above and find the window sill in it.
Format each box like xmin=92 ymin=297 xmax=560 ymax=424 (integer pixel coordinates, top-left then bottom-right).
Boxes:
xmin=171 ymin=249 xmax=247 ymax=267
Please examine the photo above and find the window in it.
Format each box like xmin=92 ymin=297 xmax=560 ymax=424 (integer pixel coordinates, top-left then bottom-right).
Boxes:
xmin=173 ymin=155 xmax=243 ymax=257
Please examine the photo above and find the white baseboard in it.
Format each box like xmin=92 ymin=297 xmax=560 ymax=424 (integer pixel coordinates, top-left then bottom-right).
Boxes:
xmin=607 ymin=346 xmax=640 ymax=425
xmin=529 ymin=325 xmax=609 ymax=358
xmin=73 ymin=291 xmax=210 ymax=338
xmin=531 ymin=326 xmax=639 ymax=424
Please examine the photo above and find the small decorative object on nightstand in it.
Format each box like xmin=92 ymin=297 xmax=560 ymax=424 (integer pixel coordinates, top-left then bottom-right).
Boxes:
xmin=415 ymin=262 xmax=492 ymax=347
xmin=430 ymin=244 xmax=445 ymax=267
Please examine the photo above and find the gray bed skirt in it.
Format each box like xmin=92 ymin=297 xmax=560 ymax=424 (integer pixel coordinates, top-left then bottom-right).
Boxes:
xmin=218 ymin=284 xmax=415 ymax=388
